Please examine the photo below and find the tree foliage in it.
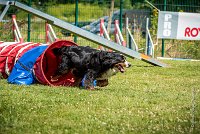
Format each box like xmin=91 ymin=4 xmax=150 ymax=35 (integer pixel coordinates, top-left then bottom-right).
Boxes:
xmin=17 ymin=0 xmax=200 ymax=12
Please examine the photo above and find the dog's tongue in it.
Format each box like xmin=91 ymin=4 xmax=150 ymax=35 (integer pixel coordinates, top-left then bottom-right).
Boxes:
xmin=118 ymin=65 xmax=125 ymax=73
xmin=120 ymin=68 xmax=125 ymax=73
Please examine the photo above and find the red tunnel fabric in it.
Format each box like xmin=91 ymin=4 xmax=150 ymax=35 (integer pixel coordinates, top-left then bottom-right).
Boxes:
xmin=0 ymin=42 xmax=21 ymax=78
xmin=5 ymin=42 xmax=33 ymax=76
xmin=14 ymin=43 xmax=41 ymax=63
xmin=0 ymin=42 xmax=41 ymax=79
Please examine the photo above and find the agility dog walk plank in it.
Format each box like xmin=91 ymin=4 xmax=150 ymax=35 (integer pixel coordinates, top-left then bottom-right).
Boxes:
xmin=0 ymin=0 xmax=167 ymax=67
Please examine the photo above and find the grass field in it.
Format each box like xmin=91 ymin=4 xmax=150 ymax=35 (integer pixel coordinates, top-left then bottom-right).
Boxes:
xmin=0 ymin=60 xmax=200 ymax=134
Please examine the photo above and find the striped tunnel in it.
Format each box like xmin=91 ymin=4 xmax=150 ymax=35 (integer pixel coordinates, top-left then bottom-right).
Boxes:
xmin=0 ymin=40 xmax=78 ymax=86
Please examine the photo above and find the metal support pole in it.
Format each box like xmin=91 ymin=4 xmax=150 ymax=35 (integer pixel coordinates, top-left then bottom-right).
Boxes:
xmin=0 ymin=4 xmax=10 ymax=22
xmin=146 ymin=18 xmax=149 ymax=55
xmin=27 ymin=0 xmax=31 ymax=42
xmin=119 ymin=0 xmax=123 ymax=32
xmin=162 ymin=0 xmax=166 ymax=57
xmin=74 ymin=0 xmax=78 ymax=43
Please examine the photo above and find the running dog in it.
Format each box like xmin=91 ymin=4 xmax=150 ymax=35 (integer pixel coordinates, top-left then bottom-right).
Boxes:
xmin=52 ymin=45 xmax=131 ymax=89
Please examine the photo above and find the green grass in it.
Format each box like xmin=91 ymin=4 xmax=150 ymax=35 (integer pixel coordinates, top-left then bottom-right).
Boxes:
xmin=0 ymin=60 xmax=200 ymax=134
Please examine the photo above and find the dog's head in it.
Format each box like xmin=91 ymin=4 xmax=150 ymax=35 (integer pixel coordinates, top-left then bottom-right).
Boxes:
xmin=100 ymin=51 xmax=131 ymax=73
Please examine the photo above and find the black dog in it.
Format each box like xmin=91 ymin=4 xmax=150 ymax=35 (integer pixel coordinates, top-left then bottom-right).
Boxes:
xmin=52 ymin=45 xmax=131 ymax=89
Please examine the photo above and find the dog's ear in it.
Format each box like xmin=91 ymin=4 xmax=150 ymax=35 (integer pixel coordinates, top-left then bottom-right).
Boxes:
xmin=52 ymin=46 xmax=68 ymax=55
xmin=99 ymin=51 xmax=107 ymax=61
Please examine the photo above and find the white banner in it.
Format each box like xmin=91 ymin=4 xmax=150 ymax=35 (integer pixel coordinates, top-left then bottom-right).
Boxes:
xmin=157 ymin=11 xmax=200 ymax=40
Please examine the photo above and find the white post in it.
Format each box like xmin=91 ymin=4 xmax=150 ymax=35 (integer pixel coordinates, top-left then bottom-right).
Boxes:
xmin=115 ymin=20 xmax=126 ymax=46
xmin=145 ymin=18 xmax=149 ymax=55
xmin=48 ymin=24 xmax=57 ymax=41
xmin=146 ymin=18 xmax=154 ymax=57
xmin=12 ymin=15 xmax=23 ymax=42
xmin=102 ymin=24 xmax=110 ymax=40
xmin=127 ymin=28 xmax=138 ymax=51
xmin=13 ymin=30 xmax=20 ymax=42
xmin=126 ymin=17 xmax=129 ymax=47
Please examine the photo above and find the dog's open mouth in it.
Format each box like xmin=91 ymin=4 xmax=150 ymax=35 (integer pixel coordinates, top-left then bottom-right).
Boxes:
xmin=114 ymin=63 xmax=125 ymax=73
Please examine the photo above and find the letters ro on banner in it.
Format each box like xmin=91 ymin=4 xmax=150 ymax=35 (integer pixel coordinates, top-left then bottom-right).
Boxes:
xmin=157 ymin=11 xmax=200 ymax=40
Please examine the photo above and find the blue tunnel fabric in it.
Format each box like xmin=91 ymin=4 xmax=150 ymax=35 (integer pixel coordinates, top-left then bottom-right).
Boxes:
xmin=7 ymin=45 xmax=48 ymax=85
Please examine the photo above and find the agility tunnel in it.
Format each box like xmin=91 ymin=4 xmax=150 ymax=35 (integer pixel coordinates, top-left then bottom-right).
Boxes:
xmin=0 ymin=40 xmax=78 ymax=86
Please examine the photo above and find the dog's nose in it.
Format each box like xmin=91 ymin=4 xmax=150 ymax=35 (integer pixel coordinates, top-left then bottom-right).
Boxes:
xmin=128 ymin=63 xmax=131 ymax=67
xmin=125 ymin=61 xmax=131 ymax=68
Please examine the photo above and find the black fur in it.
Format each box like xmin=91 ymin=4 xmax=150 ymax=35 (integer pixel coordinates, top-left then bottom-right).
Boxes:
xmin=52 ymin=45 xmax=130 ymax=89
